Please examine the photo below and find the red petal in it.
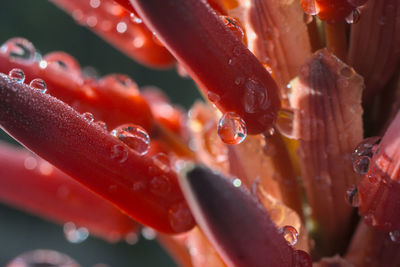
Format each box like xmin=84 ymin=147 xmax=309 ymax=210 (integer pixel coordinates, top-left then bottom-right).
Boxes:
xmin=358 ymin=111 xmax=400 ymax=231
xmin=180 ymin=165 xmax=310 ymax=267
xmin=50 ymin=0 xmax=174 ymax=68
xmin=130 ymin=0 xmax=281 ymax=134
xmin=0 ymin=73 xmax=194 ymax=233
xmin=0 ymin=142 xmax=137 ymax=242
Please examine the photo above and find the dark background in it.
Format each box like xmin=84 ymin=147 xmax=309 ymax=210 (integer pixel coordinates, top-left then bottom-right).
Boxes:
xmin=0 ymin=0 xmax=200 ymax=266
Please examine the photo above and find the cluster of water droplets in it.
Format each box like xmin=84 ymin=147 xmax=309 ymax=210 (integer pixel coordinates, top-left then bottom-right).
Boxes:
xmin=280 ymin=225 xmax=299 ymax=246
xmin=351 ymin=136 xmax=381 ymax=175
xmin=217 ymin=112 xmax=247 ymax=145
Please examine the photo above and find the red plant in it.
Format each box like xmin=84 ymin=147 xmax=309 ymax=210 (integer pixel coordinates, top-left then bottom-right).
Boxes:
xmin=0 ymin=0 xmax=400 ymax=266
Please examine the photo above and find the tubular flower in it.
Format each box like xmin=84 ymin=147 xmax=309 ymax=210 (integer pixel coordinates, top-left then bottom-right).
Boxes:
xmin=0 ymin=0 xmax=399 ymax=266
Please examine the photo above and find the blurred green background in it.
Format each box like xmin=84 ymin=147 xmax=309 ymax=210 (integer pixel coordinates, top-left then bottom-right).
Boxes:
xmin=0 ymin=0 xmax=200 ymax=266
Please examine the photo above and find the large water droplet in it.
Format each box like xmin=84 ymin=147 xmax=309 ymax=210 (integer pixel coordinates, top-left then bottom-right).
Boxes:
xmin=217 ymin=112 xmax=247 ymax=145
xmin=276 ymin=108 xmax=295 ymax=138
xmin=100 ymin=74 xmax=139 ymax=93
xmin=111 ymin=125 xmax=150 ymax=156
xmin=345 ymin=8 xmax=360 ymax=24
xmin=389 ymin=230 xmax=400 ymax=243
xmin=220 ymin=15 xmax=244 ymax=41
xmin=63 ymin=222 xmax=89 ymax=244
xmin=1 ymin=38 xmax=36 ymax=63
xmin=110 ymin=144 xmax=128 ymax=163
xmin=280 ymin=225 xmax=299 ymax=246
xmin=352 ymin=136 xmax=380 ymax=175
xmin=345 ymin=184 xmax=360 ymax=207
xmin=6 ymin=249 xmax=80 ymax=267
xmin=168 ymin=202 xmax=194 ymax=232
xmin=152 ymin=153 xmax=171 ymax=172
xmin=44 ymin=52 xmax=81 ymax=73
xmin=8 ymin=68 xmax=25 ymax=83
xmin=29 ymin=78 xmax=47 ymax=93
xmin=243 ymin=79 xmax=270 ymax=113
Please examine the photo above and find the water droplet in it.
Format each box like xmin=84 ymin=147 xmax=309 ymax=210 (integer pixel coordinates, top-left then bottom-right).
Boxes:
xmin=220 ymin=16 xmax=244 ymax=41
xmin=301 ymin=0 xmax=320 ymax=15
xmin=125 ymin=232 xmax=139 ymax=245
xmin=389 ymin=230 xmax=400 ymax=243
xmin=293 ymin=250 xmax=312 ymax=267
xmin=276 ymin=108 xmax=295 ymax=138
xmin=6 ymin=249 xmax=80 ymax=267
xmin=1 ymin=38 xmax=36 ymax=63
xmin=243 ymin=79 xmax=270 ymax=113
xmin=280 ymin=225 xmax=299 ymax=246
xmin=24 ymin=157 xmax=37 ymax=170
xmin=262 ymin=62 xmax=274 ymax=76
xmin=111 ymin=125 xmax=150 ymax=156
xmin=86 ymin=15 xmax=98 ymax=27
xmin=63 ymin=222 xmax=89 ymax=243
xmin=303 ymin=13 xmax=314 ymax=24
xmin=207 ymin=92 xmax=221 ymax=103
xmin=100 ymin=74 xmax=139 ymax=93
xmin=96 ymin=120 xmax=108 ymax=131
xmin=44 ymin=52 xmax=81 ymax=73
xmin=150 ymin=175 xmax=171 ymax=197
xmin=116 ymin=22 xmax=128 ymax=33
xmin=352 ymin=136 xmax=380 ymax=175
xmin=141 ymin=227 xmax=157 ymax=240
xmin=340 ymin=67 xmax=354 ymax=77
xmin=90 ymin=0 xmax=101 ymax=8
xmin=153 ymin=153 xmax=171 ymax=172
xmin=8 ymin=68 xmax=25 ymax=83
xmin=29 ymin=78 xmax=47 ymax=93
xmin=346 ymin=8 xmax=360 ymax=24
xmin=130 ymin=13 xmax=143 ymax=24
xmin=168 ymin=202 xmax=194 ymax=232
xmin=82 ymin=112 xmax=94 ymax=123
xmin=345 ymin=184 xmax=360 ymax=207
xmin=110 ymin=144 xmax=128 ymax=163
xmin=233 ymin=178 xmax=242 ymax=187
xmin=217 ymin=112 xmax=247 ymax=145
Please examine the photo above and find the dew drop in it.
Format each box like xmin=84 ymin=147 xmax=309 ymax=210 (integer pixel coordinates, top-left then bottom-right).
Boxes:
xmin=293 ymin=250 xmax=312 ymax=267
xmin=111 ymin=124 xmax=150 ymax=156
xmin=207 ymin=92 xmax=221 ymax=103
xmin=90 ymin=0 xmax=101 ymax=8
xmin=116 ymin=22 xmax=128 ymax=33
xmin=152 ymin=153 xmax=171 ymax=172
xmin=220 ymin=15 xmax=245 ymax=41
xmin=150 ymin=175 xmax=171 ymax=197
xmin=389 ymin=230 xmax=400 ymax=243
xmin=352 ymin=136 xmax=381 ymax=175
xmin=280 ymin=225 xmax=299 ymax=246
xmin=243 ymin=79 xmax=270 ymax=113
xmin=233 ymin=178 xmax=242 ymax=187
xmin=6 ymin=249 xmax=80 ymax=267
xmin=29 ymin=78 xmax=47 ymax=93
xmin=24 ymin=157 xmax=37 ymax=170
xmin=262 ymin=62 xmax=274 ymax=76
xmin=1 ymin=38 xmax=36 ymax=63
xmin=217 ymin=112 xmax=247 ymax=145
xmin=276 ymin=108 xmax=295 ymax=139
xmin=346 ymin=8 xmax=360 ymax=24
xmin=86 ymin=16 xmax=98 ymax=27
xmin=130 ymin=13 xmax=143 ymax=24
xmin=100 ymin=74 xmax=138 ymax=92
xmin=82 ymin=112 xmax=94 ymax=123
xmin=345 ymin=184 xmax=360 ymax=207
xmin=125 ymin=232 xmax=139 ymax=245
xmin=96 ymin=120 xmax=108 ymax=131
xmin=340 ymin=67 xmax=354 ymax=77
xmin=44 ymin=52 xmax=81 ymax=73
xmin=168 ymin=202 xmax=194 ymax=232
xmin=110 ymin=144 xmax=128 ymax=163
xmin=8 ymin=68 xmax=25 ymax=83
xmin=63 ymin=222 xmax=89 ymax=244
xmin=141 ymin=227 xmax=157 ymax=240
